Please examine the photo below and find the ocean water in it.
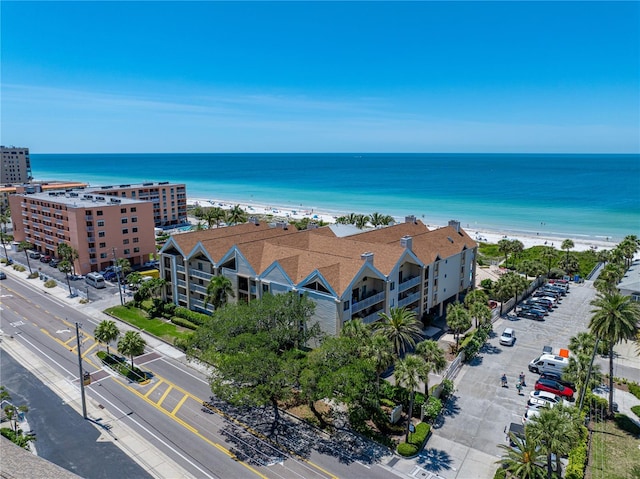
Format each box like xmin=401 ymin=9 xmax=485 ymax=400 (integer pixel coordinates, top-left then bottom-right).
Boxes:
xmin=31 ymin=153 xmax=640 ymax=242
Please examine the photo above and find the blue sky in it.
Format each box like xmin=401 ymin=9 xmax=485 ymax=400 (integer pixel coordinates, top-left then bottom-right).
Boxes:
xmin=2 ymin=1 xmax=638 ymax=153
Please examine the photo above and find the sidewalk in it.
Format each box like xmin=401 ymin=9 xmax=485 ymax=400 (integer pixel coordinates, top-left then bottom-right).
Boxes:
xmin=0 ymin=264 xmax=196 ymax=479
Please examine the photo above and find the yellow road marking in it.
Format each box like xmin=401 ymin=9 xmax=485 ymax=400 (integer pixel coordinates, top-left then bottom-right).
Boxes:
xmin=144 ymin=380 xmax=164 ymax=398
xmin=157 ymin=385 xmax=173 ymax=407
xmin=81 ymin=342 xmax=98 ymax=357
xmin=171 ymin=394 xmax=189 ymax=416
xmin=40 ymin=329 xmax=74 ymax=350
xmin=64 ymin=336 xmax=76 ymax=345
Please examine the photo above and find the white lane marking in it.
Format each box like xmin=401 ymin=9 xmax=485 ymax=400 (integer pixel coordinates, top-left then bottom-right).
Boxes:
xmin=160 ymin=358 xmax=210 ymax=385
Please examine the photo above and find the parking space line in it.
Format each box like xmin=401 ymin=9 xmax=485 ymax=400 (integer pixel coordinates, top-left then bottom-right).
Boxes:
xmin=144 ymin=380 xmax=164 ymax=398
xmin=82 ymin=342 xmax=98 ymax=357
xmin=157 ymin=385 xmax=173 ymax=407
xmin=171 ymin=394 xmax=189 ymax=416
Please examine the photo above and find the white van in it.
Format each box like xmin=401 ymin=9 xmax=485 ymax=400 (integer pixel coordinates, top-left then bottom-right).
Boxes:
xmin=86 ymin=272 xmax=106 ymax=289
xmin=528 ymin=354 xmax=569 ymax=374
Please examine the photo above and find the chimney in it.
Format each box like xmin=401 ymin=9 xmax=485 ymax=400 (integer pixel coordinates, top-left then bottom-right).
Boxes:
xmin=400 ymin=235 xmax=413 ymax=250
xmin=306 ymin=223 xmax=318 ymax=230
xmin=275 ymin=221 xmax=288 ymax=230
xmin=405 ymin=215 xmax=417 ymax=224
xmin=249 ymin=216 xmax=260 ymax=225
xmin=361 ymin=252 xmax=374 ymax=264
xmin=448 ymin=220 xmax=461 ymax=233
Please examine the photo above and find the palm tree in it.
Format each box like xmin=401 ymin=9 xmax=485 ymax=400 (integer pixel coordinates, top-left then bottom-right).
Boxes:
xmin=117 ymin=330 xmax=146 ymax=369
xmin=561 ymin=239 xmax=574 ymax=263
xmin=528 ymin=404 xmax=581 ymax=479
xmin=469 ymin=302 xmax=492 ymax=328
xmin=340 ymin=318 xmax=369 ymax=343
xmin=589 ymin=292 xmax=640 ymax=415
xmin=497 ymin=431 xmax=546 ymax=479
xmin=594 ymin=263 xmax=625 ymax=294
xmin=204 ymin=275 xmax=235 ymax=310
xmin=446 ymin=303 xmax=471 ymax=351
xmin=226 ymin=205 xmax=247 ymax=225
xmin=618 ymin=235 xmax=639 ymax=268
xmin=394 ymin=354 xmax=429 ymax=442
xmin=415 ymin=339 xmax=446 ymax=397
xmin=510 ymin=239 xmax=525 ymax=268
xmin=540 ymin=246 xmax=557 ymax=275
xmin=495 ymin=276 xmax=515 ymax=315
xmin=95 ymin=320 xmax=120 ymax=355
xmin=127 ymin=271 xmax=143 ymax=290
xmin=498 ymin=239 xmax=512 ymax=267
xmin=464 ymin=289 xmax=488 ymax=309
xmin=18 ymin=240 xmax=33 ymax=274
xmin=369 ymin=212 xmax=385 ymax=228
xmin=565 ymin=351 xmax=601 ymax=406
xmin=57 ymin=242 xmax=79 ymax=275
xmin=372 ymin=307 xmax=423 ymax=358
xmin=211 ymin=207 xmax=226 ymax=228
xmin=57 ymin=260 xmax=73 ymax=296
xmin=362 ymin=334 xmax=394 ymax=399
xmin=355 ymin=214 xmax=370 ymax=229
xmin=558 ymin=254 xmax=579 ymax=276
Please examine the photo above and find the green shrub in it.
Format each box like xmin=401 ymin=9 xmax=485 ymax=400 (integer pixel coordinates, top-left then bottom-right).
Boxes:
xmin=174 ymin=306 xmax=210 ymax=326
xmin=12 ymin=265 xmax=25 ymax=272
xmin=170 ymin=316 xmax=198 ymax=330
xmin=43 ymin=279 xmax=57 ymax=288
xmin=614 ymin=413 xmax=640 ymax=436
xmin=631 ymin=405 xmax=640 ymax=418
xmin=493 ymin=468 xmax=506 ymax=479
xmin=423 ymin=396 xmax=442 ymax=423
xmin=411 ymin=422 xmax=431 ymax=445
xmin=628 ymin=381 xmax=640 ymax=400
xmin=480 ymin=278 xmax=494 ymax=290
xmin=397 ymin=442 xmax=418 ymax=457
xmin=0 ymin=258 xmax=7 ymax=264
xmin=27 ymin=272 xmax=39 ymax=279
xmin=583 ymin=392 xmax=608 ymax=416
xmin=565 ymin=426 xmax=588 ymax=479
xmin=380 ymin=398 xmax=395 ymax=408
xmin=440 ymin=379 xmax=455 ymax=399
xmin=412 ymin=392 xmax=426 ymax=417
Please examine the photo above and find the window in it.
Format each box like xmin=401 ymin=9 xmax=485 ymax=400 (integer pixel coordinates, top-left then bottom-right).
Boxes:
xmin=100 ymin=253 xmax=108 ymax=259
xmin=131 ymin=207 xmax=136 ymax=212
xmin=97 ymin=220 xmax=105 ymax=227
xmin=99 ymin=242 xmax=106 ymax=248
xmin=390 ymin=282 xmax=395 ymax=291
xmin=98 ymin=231 xmax=105 ymax=238
xmin=97 ymin=210 xmax=103 ymax=216
xmin=343 ymin=301 xmax=350 ymax=311
xmin=131 ymin=217 xmax=137 ymax=223
xmin=86 ymin=221 xmax=93 ymax=227
xmin=124 ymin=249 xmax=130 ymax=255
xmin=123 ymin=239 xmax=129 ymax=245
xmin=133 ymin=247 xmax=139 ymax=253
xmin=120 ymin=208 xmax=126 ymax=214
xmin=133 ymin=237 xmax=139 ymax=243
xmin=122 ymin=228 xmax=128 ymax=234
xmin=132 ymin=227 xmax=138 ymax=233
xmin=121 ymin=218 xmax=128 ymax=224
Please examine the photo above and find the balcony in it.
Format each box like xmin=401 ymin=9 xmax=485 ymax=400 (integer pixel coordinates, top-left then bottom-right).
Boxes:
xmin=86 ymin=226 xmax=94 ymax=232
xmin=190 ymin=283 xmax=207 ymax=294
xmin=190 ymin=298 xmax=206 ymax=309
xmin=361 ymin=311 xmax=383 ymax=324
xmin=398 ymin=275 xmax=420 ymax=292
xmin=177 ymin=279 xmax=186 ymax=288
xmin=351 ymin=291 xmax=386 ymax=314
xmin=175 ymin=264 xmax=185 ymax=273
xmin=178 ymin=293 xmax=187 ymax=303
xmin=190 ymin=269 xmax=212 ymax=280
xmin=398 ymin=291 xmax=421 ymax=308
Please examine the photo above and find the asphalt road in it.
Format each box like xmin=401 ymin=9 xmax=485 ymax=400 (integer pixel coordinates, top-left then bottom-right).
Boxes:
xmin=1 ymin=351 xmax=153 ymax=479
xmin=0 ymin=273 xmax=400 ymax=479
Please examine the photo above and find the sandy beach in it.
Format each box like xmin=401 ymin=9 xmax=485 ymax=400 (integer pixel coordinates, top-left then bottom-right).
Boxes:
xmin=186 ymin=197 xmax=618 ymax=254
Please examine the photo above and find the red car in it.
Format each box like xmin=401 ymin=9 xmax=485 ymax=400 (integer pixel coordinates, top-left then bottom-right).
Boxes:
xmin=535 ymin=378 xmax=574 ymax=399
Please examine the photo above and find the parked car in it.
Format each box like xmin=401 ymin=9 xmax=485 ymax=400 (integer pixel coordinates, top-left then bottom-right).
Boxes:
xmin=535 ymin=378 xmax=574 ymax=399
xmin=40 ymin=255 xmax=52 ymax=263
xmin=539 ymin=371 xmax=576 ymax=391
xmin=499 ymin=328 xmax=516 ymax=346
xmin=49 ymin=259 xmax=60 ymax=268
xmin=529 ymin=390 xmax=562 ymax=403
xmin=522 ymin=408 xmax=541 ymax=424
xmin=519 ymin=304 xmax=548 ymax=316
xmin=517 ymin=310 xmax=545 ymax=321
xmin=0 ymin=271 xmax=6 ymax=280
xmin=527 ymin=298 xmax=554 ymax=310
xmin=28 ymin=251 xmax=41 ymax=259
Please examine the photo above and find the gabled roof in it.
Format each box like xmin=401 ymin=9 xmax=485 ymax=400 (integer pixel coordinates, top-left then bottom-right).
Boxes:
xmin=165 ymin=220 xmax=477 ymax=297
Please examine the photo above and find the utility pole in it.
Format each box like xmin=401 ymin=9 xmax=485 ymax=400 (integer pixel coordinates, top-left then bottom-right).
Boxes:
xmin=75 ymin=322 xmax=88 ymax=419
xmin=112 ymin=247 xmax=124 ymax=306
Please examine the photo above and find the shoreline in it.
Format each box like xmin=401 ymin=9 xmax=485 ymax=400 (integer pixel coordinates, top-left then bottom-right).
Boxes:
xmin=186 ymin=196 xmax=620 ymax=252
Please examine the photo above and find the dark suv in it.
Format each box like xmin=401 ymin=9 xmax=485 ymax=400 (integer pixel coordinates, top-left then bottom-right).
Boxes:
xmin=540 ymin=371 xmax=576 ymax=391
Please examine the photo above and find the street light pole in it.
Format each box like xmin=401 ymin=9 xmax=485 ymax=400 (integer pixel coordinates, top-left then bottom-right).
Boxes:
xmin=112 ymin=247 xmax=124 ymax=306
xmin=75 ymin=322 xmax=88 ymax=419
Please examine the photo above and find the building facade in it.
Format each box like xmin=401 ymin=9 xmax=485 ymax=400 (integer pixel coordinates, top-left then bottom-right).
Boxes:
xmin=9 ymin=191 xmax=156 ymax=275
xmin=87 ymin=182 xmax=188 ymax=228
xmin=1 ymin=147 xmax=32 ymax=184
xmin=1 ymin=182 xmax=88 ymax=210
xmin=159 ymin=217 xmax=477 ymax=337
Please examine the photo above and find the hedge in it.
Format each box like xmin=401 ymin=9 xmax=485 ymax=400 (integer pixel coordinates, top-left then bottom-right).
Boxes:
xmin=628 ymin=382 xmax=640 ymax=400
xmin=565 ymin=425 xmax=588 ymax=479
xmin=174 ymin=306 xmax=210 ymax=326
xmin=170 ymin=316 xmax=199 ymax=330
xmin=631 ymin=405 xmax=640 ymax=419
xmin=397 ymin=422 xmax=431 ymax=457
xmin=44 ymin=279 xmax=57 ymax=288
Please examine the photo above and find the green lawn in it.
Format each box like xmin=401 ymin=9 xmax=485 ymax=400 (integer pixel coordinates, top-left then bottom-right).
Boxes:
xmin=105 ymin=305 xmax=191 ymax=344
xmin=587 ymin=416 xmax=640 ymax=479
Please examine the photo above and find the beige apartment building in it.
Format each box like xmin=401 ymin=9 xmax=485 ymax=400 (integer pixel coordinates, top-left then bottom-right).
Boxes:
xmin=87 ymin=182 xmax=188 ymax=228
xmin=160 ymin=217 xmax=477 ymax=337
xmin=1 ymin=146 xmax=32 ymax=184
xmin=1 ymin=181 xmax=88 ymax=210
xmin=9 ymin=191 xmax=156 ymax=275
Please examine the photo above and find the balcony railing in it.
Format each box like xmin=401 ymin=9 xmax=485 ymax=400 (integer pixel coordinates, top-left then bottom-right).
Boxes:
xmin=361 ymin=310 xmax=383 ymax=324
xmin=398 ymin=291 xmax=421 ymax=308
xmin=398 ymin=275 xmax=420 ymax=292
xmin=190 ymin=283 xmax=207 ymax=294
xmin=189 ymin=269 xmax=212 ymax=280
xmin=177 ymin=279 xmax=186 ymax=288
xmin=178 ymin=293 xmax=187 ymax=303
xmin=351 ymin=291 xmax=386 ymax=314
xmin=175 ymin=264 xmax=185 ymax=273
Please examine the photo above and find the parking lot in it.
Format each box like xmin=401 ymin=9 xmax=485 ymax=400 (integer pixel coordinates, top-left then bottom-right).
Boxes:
xmin=420 ymin=280 xmax=601 ymax=478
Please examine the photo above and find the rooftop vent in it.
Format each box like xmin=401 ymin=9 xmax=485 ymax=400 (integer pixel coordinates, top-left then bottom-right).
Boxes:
xmin=275 ymin=221 xmax=288 ymax=230
xmin=110 ymin=198 xmax=121 ymax=203
xmin=361 ymin=252 xmax=374 ymax=263
xmin=249 ymin=216 xmax=260 ymax=225
xmin=142 ymin=182 xmax=153 ymax=186
xmin=405 ymin=215 xmax=417 ymax=224
xmin=119 ymin=184 xmax=130 ymax=188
